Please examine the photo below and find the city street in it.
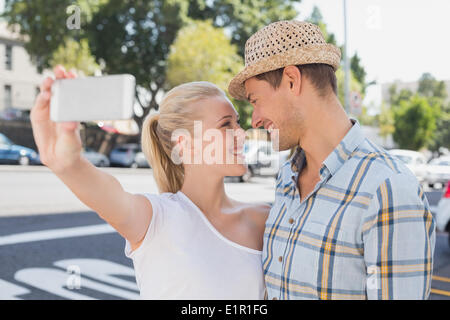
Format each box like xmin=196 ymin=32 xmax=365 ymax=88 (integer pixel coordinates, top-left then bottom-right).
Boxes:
xmin=0 ymin=165 xmax=449 ymax=300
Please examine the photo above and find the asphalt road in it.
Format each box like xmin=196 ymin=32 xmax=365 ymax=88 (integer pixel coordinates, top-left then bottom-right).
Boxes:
xmin=0 ymin=165 xmax=276 ymax=217
xmin=0 ymin=165 xmax=448 ymax=300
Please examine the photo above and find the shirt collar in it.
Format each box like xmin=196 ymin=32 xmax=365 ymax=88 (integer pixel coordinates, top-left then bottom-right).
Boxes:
xmin=290 ymin=118 xmax=365 ymax=180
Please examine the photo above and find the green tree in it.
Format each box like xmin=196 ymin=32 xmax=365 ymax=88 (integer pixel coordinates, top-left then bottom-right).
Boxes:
xmin=350 ymin=52 xmax=376 ymax=95
xmin=336 ymin=68 xmax=363 ymax=107
xmin=166 ymin=20 xmax=253 ymax=129
xmin=392 ymin=95 xmax=439 ymax=150
xmin=306 ymin=5 xmax=336 ymax=45
xmin=416 ymin=73 xmax=449 ymax=152
xmin=50 ymin=38 xmax=100 ymax=76
xmin=2 ymin=0 xmax=107 ymax=71
xmin=388 ymin=84 xmax=414 ymax=108
xmin=85 ymin=0 xmax=189 ymax=128
xmin=306 ymin=5 xmax=377 ymax=125
xmin=187 ymin=0 xmax=300 ymax=57
xmin=378 ymin=102 xmax=395 ymax=140
xmin=428 ymin=101 xmax=450 ymax=151
xmin=166 ymin=20 xmax=243 ymax=90
xmin=3 ymin=0 xmax=301 ymax=130
xmin=418 ymin=73 xmax=448 ymax=100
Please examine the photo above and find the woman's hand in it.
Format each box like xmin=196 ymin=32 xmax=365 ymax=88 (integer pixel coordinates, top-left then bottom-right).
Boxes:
xmin=30 ymin=65 xmax=82 ymax=174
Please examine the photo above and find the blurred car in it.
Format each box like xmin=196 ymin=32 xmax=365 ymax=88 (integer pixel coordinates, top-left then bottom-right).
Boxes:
xmin=426 ymin=156 xmax=450 ymax=189
xmin=133 ymin=151 xmax=150 ymax=168
xmin=389 ymin=149 xmax=428 ymax=183
xmin=82 ymin=147 xmax=110 ymax=167
xmin=435 ymin=181 xmax=450 ymax=247
xmin=109 ymin=143 xmax=141 ymax=168
xmin=0 ymin=107 xmax=29 ymax=121
xmin=239 ymin=140 xmax=291 ymax=182
xmin=0 ymin=133 xmax=40 ymax=165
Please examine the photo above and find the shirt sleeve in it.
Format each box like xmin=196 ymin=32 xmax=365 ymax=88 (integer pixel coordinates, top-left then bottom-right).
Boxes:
xmin=362 ymin=173 xmax=436 ymax=300
xmin=124 ymin=193 xmax=164 ymax=259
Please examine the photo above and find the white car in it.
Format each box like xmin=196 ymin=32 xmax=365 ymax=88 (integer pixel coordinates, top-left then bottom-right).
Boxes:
xmin=426 ymin=156 xmax=450 ymax=189
xmin=133 ymin=151 xmax=150 ymax=168
xmin=239 ymin=140 xmax=291 ymax=182
xmin=435 ymin=181 xmax=450 ymax=247
xmin=389 ymin=149 xmax=428 ymax=183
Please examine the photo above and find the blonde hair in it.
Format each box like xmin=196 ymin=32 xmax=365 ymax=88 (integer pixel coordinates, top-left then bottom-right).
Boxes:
xmin=141 ymin=81 xmax=226 ymax=193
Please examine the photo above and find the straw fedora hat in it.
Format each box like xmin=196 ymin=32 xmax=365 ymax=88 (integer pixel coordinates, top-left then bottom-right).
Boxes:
xmin=228 ymin=20 xmax=341 ymax=100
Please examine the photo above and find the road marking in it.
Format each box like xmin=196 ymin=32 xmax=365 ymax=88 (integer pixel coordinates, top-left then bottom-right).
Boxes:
xmin=53 ymin=259 xmax=138 ymax=292
xmin=15 ymin=264 xmax=139 ymax=300
xmin=0 ymin=224 xmax=115 ymax=246
xmin=433 ymin=275 xmax=450 ymax=283
xmin=2 ymin=258 xmax=138 ymax=300
xmin=431 ymin=288 xmax=450 ymax=297
xmin=0 ymin=279 xmax=31 ymax=300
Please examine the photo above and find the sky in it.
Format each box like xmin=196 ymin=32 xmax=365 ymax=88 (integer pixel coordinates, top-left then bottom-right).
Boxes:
xmin=295 ymin=0 xmax=450 ymax=108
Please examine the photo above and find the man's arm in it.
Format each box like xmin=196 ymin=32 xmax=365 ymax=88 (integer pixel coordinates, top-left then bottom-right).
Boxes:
xmin=362 ymin=173 xmax=436 ymax=299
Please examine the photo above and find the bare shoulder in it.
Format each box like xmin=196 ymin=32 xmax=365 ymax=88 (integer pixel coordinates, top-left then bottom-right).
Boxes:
xmin=246 ymin=202 xmax=271 ymax=216
xmin=232 ymin=200 xmax=271 ymax=227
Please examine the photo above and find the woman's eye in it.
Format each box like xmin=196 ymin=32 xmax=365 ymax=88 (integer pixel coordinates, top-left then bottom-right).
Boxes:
xmin=222 ymin=121 xmax=231 ymax=128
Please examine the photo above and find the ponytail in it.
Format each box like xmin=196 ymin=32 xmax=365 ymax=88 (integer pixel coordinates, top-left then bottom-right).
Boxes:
xmin=142 ymin=113 xmax=184 ymax=194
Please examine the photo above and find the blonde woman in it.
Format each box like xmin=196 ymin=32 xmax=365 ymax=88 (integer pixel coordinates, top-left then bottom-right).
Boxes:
xmin=31 ymin=65 xmax=269 ymax=299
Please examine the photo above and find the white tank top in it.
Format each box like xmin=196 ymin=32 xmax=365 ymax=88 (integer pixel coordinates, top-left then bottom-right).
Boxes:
xmin=124 ymin=191 xmax=266 ymax=299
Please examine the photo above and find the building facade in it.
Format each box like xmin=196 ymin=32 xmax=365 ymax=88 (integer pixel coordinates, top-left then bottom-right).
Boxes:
xmin=0 ymin=21 xmax=48 ymax=114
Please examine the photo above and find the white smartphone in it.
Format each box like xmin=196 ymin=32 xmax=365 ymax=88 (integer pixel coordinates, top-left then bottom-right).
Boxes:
xmin=50 ymin=74 xmax=136 ymax=122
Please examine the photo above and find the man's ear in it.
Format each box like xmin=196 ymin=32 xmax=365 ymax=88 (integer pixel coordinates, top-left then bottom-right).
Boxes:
xmin=283 ymin=65 xmax=302 ymax=95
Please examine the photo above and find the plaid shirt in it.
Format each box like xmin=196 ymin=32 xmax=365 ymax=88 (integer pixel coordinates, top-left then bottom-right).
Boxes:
xmin=263 ymin=119 xmax=436 ymax=300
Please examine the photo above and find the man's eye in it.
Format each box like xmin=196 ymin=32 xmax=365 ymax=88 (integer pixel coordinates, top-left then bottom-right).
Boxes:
xmin=222 ymin=121 xmax=231 ymax=127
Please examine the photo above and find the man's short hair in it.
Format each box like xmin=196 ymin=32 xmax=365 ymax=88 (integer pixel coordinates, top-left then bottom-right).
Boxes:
xmin=255 ymin=63 xmax=337 ymax=97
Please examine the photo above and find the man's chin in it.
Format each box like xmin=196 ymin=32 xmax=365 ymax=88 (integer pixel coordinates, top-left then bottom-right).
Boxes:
xmin=275 ymin=139 xmax=297 ymax=152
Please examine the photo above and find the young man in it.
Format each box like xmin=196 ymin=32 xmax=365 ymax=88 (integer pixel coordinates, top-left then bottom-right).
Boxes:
xmin=228 ymin=20 xmax=436 ymax=300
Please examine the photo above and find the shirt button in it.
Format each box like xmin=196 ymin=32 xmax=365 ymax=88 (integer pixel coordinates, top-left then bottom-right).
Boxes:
xmin=289 ymin=218 xmax=294 ymax=224
xmin=278 ymin=256 xmax=283 ymax=262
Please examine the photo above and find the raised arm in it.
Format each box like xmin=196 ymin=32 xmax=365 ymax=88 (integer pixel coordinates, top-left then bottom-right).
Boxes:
xmin=30 ymin=65 xmax=152 ymax=248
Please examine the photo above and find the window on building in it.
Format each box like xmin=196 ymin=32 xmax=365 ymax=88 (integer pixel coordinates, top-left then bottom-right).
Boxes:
xmin=5 ymin=45 xmax=12 ymax=70
xmin=4 ymin=85 xmax=12 ymax=108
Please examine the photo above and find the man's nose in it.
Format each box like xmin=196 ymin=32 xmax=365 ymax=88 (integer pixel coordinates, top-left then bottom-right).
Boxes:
xmin=251 ymin=110 xmax=263 ymax=129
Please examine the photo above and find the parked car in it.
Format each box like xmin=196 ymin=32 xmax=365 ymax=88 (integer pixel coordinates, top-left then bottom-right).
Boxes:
xmin=0 ymin=107 xmax=29 ymax=121
xmin=82 ymin=148 xmax=110 ymax=167
xmin=0 ymin=133 xmax=40 ymax=165
xmin=109 ymin=143 xmax=142 ymax=168
xmin=426 ymin=156 xmax=450 ymax=189
xmin=435 ymin=181 xmax=450 ymax=247
xmin=134 ymin=151 xmax=150 ymax=168
xmin=239 ymin=140 xmax=291 ymax=182
xmin=388 ymin=149 xmax=428 ymax=183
